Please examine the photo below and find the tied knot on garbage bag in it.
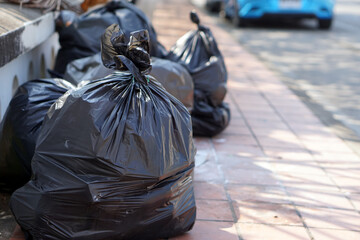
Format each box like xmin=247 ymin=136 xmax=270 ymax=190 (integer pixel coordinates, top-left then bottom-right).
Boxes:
xmin=101 ymin=24 xmax=151 ymax=84
xmin=190 ymin=10 xmax=207 ymax=32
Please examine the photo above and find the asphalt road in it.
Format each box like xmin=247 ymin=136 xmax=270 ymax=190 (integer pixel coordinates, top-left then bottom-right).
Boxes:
xmin=209 ymin=0 xmax=360 ymax=152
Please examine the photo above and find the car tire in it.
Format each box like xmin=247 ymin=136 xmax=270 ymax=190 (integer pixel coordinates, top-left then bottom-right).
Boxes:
xmin=232 ymin=1 xmax=246 ymax=27
xmin=318 ymin=19 xmax=332 ymax=30
xmin=206 ymin=2 xmax=221 ymax=12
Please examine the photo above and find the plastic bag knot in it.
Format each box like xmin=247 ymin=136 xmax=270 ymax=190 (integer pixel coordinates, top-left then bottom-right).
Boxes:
xmin=101 ymin=24 xmax=152 ymax=82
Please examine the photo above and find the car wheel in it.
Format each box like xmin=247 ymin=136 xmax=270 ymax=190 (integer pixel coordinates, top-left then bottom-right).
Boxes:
xmin=232 ymin=1 xmax=246 ymax=27
xmin=318 ymin=19 xmax=332 ymax=30
xmin=206 ymin=2 xmax=221 ymax=12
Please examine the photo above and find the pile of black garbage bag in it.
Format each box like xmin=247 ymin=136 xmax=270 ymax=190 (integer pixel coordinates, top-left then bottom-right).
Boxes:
xmin=0 ymin=1 xmax=231 ymax=239
xmin=53 ymin=0 xmax=166 ymax=75
xmin=55 ymin=1 xmax=230 ymax=136
xmin=10 ymin=25 xmax=196 ymax=240
xmin=63 ymin=53 xmax=194 ymax=111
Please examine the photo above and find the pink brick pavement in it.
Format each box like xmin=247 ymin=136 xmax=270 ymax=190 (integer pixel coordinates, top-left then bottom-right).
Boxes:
xmin=153 ymin=0 xmax=360 ymax=239
xmin=10 ymin=0 xmax=360 ymax=239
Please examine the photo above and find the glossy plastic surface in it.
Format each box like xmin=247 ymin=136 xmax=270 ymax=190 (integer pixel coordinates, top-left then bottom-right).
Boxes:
xmin=10 ymin=25 xmax=196 ymax=240
xmin=54 ymin=0 xmax=164 ymax=75
xmin=64 ymin=54 xmax=194 ymax=111
xmin=167 ymin=11 xmax=230 ymax=137
xmin=0 ymin=79 xmax=75 ymax=192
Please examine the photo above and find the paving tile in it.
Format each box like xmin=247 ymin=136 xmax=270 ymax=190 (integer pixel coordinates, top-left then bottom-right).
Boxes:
xmin=257 ymin=136 xmax=304 ymax=149
xmin=298 ymin=207 xmax=360 ymax=230
xmin=230 ymin=74 xmax=253 ymax=82
xmin=219 ymin=123 xmax=253 ymax=136
xmin=233 ymin=97 xmax=267 ymax=107
xmin=282 ymin=115 xmax=323 ymax=125
xmin=241 ymin=109 xmax=278 ymax=118
xmin=225 ymin=108 xmax=243 ymax=120
xmin=262 ymin=147 xmax=311 ymax=157
xmin=196 ymin=200 xmax=233 ymax=221
xmin=331 ymin=175 xmax=360 ymax=193
xmin=238 ymin=223 xmax=310 ymax=240
xmin=277 ymin=172 xmax=336 ymax=191
xmin=217 ymin=154 xmax=273 ymax=172
xmin=234 ymin=202 xmax=302 ymax=226
xmin=319 ymin=163 xmax=360 ymax=180
xmin=271 ymin=160 xmax=325 ymax=176
xmin=292 ymin=122 xmax=333 ymax=131
xmin=214 ymin=145 xmax=265 ymax=157
xmin=223 ymin=168 xmax=280 ymax=186
xmin=297 ymin=132 xmax=338 ymax=142
xmin=170 ymin=221 xmax=239 ymax=240
xmin=228 ymin=92 xmax=257 ymax=102
xmin=193 ymin=182 xmax=227 ymax=201
xmin=266 ymin=98 xmax=304 ymax=106
xmin=295 ymin=130 xmax=336 ymax=140
xmin=348 ymin=193 xmax=360 ymax=210
xmin=251 ymin=126 xmax=293 ymax=137
xmin=278 ymin=108 xmax=319 ymax=118
xmin=265 ymin=130 xmax=299 ymax=140
xmin=254 ymin=80 xmax=284 ymax=88
xmin=195 ymin=149 xmax=215 ymax=167
xmin=248 ymin=120 xmax=285 ymax=129
xmin=247 ymin=118 xmax=288 ymax=127
xmin=326 ymin=170 xmax=360 ymax=193
xmin=276 ymin=106 xmax=314 ymax=116
xmin=313 ymin=152 xmax=360 ymax=162
xmin=216 ymin=116 xmax=247 ymax=128
xmin=302 ymin=140 xmax=354 ymax=153
xmin=309 ymin=228 xmax=360 ymax=240
xmin=194 ymin=161 xmax=223 ymax=183
xmin=287 ymin=122 xmax=325 ymax=134
xmin=264 ymin=149 xmax=314 ymax=161
xmin=227 ymin=185 xmax=290 ymax=204
xmin=326 ymin=169 xmax=360 ymax=179
xmin=212 ymin=135 xmax=258 ymax=147
xmin=152 ymin=21 xmax=190 ymax=32
xmin=239 ymin=104 xmax=274 ymax=112
xmin=286 ymin=187 xmax=354 ymax=210
xmin=193 ymin=137 xmax=212 ymax=150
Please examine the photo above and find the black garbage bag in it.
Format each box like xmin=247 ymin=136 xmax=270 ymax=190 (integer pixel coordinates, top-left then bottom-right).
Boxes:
xmin=167 ymin=11 xmax=230 ymax=137
xmin=10 ymin=25 xmax=196 ymax=240
xmin=150 ymin=57 xmax=194 ymax=111
xmin=0 ymin=79 xmax=75 ymax=192
xmin=64 ymin=53 xmax=194 ymax=111
xmin=167 ymin=11 xmax=227 ymax=107
xmin=54 ymin=0 xmax=167 ymax=75
xmin=192 ymin=90 xmax=230 ymax=137
xmin=63 ymin=53 xmax=113 ymax=84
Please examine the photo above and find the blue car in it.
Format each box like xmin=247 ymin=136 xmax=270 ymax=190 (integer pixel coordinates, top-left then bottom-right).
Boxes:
xmin=222 ymin=0 xmax=335 ymax=29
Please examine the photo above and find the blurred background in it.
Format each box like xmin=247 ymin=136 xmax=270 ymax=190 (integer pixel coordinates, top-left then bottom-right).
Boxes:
xmin=192 ymin=0 xmax=360 ymax=154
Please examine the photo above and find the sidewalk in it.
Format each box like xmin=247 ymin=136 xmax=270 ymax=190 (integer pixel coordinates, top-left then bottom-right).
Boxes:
xmin=7 ymin=0 xmax=360 ymax=239
xmin=153 ymin=0 xmax=360 ymax=239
